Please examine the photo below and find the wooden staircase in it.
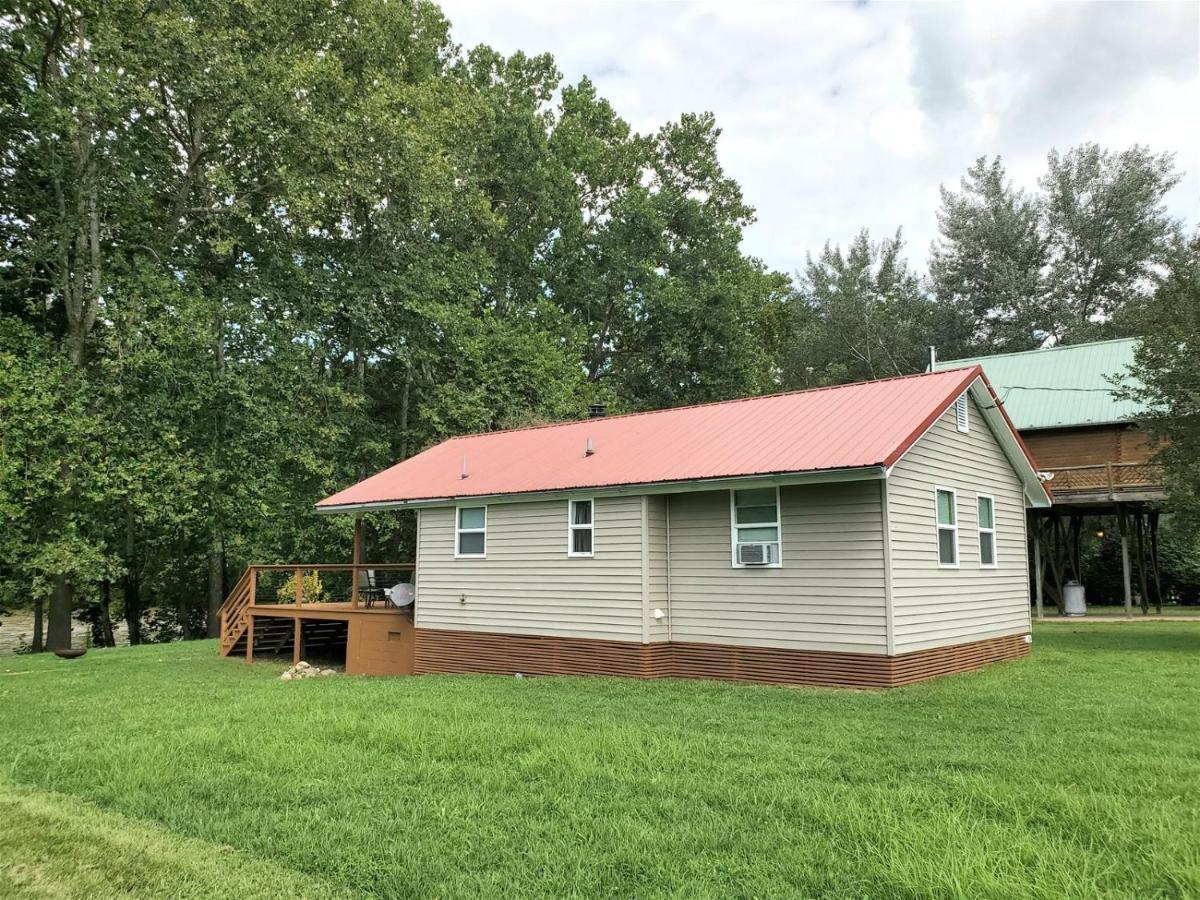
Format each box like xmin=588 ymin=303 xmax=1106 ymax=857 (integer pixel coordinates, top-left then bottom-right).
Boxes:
xmin=218 ymin=568 xmax=254 ymax=657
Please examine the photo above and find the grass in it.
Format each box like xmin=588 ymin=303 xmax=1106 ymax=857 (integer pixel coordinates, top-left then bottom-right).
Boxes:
xmin=1064 ymin=605 xmax=1200 ymax=618
xmin=1 ymin=625 xmax=1197 ymax=898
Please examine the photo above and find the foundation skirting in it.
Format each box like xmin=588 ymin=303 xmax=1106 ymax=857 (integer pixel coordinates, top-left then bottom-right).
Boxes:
xmin=412 ymin=628 xmax=1030 ymax=688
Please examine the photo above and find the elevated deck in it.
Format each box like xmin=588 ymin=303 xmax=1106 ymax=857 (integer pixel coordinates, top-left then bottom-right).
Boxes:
xmin=1040 ymin=461 xmax=1165 ymax=507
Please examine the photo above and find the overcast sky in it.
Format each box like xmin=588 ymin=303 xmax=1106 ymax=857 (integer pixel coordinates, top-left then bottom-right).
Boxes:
xmin=440 ymin=0 xmax=1200 ymax=277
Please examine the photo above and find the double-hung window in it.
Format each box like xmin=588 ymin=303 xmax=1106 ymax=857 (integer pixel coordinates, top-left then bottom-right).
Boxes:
xmin=568 ymin=499 xmax=594 ymax=557
xmin=731 ymin=487 xmax=782 ymax=567
xmin=977 ymin=494 xmax=996 ymax=567
xmin=455 ymin=506 xmax=486 ymax=558
xmin=936 ymin=488 xmax=958 ymax=567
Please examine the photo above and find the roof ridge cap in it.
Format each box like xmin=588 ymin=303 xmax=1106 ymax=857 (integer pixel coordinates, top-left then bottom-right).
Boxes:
xmin=941 ymin=336 xmax=1141 ymax=365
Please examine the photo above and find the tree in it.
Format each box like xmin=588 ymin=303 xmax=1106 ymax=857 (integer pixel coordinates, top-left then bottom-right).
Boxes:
xmin=929 ymin=157 xmax=1048 ymax=354
xmin=780 ymin=230 xmax=944 ymax=387
xmin=545 ymin=81 xmax=783 ymax=409
xmin=1041 ymin=143 xmax=1182 ymax=343
xmin=1126 ymin=236 xmax=1200 ymax=528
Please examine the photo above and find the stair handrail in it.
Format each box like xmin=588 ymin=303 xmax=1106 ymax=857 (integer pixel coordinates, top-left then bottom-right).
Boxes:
xmin=218 ymin=566 xmax=256 ymax=644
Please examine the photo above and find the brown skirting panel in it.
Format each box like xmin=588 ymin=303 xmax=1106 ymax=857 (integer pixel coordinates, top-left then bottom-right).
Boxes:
xmin=413 ymin=629 xmax=1029 ymax=688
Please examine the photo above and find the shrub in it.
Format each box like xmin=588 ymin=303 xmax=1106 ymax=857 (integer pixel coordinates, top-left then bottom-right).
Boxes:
xmin=276 ymin=571 xmax=323 ymax=604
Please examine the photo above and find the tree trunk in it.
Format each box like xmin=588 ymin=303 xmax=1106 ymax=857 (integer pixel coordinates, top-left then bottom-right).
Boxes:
xmin=99 ymin=579 xmax=116 ymax=647
xmin=123 ymin=579 xmax=141 ymax=645
xmin=47 ymin=574 xmax=73 ymax=651
xmin=123 ymin=510 xmax=142 ymax=645
xmin=398 ymin=363 xmax=413 ymax=460
xmin=46 ymin=24 xmax=102 ymax=657
xmin=31 ymin=597 xmax=44 ymax=653
xmin=206 ymin=544 xmax=224 ymax=638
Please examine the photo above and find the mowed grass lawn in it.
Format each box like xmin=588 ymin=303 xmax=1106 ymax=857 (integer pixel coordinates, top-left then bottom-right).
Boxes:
xmin=1 ymin=625 xmax=1197 ymax=899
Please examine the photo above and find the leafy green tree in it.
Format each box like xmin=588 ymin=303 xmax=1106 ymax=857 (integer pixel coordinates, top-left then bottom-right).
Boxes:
xmin=780 ymin=231 xmax=944 ymax=387
xmin=545 ymin=81 xmax=783 ymax=408
xmin=1126 ymin=236 xmax=1200 ymax=528
xmin=1041 ymin=143 xmax=1182 ymax=342
xmin=926 ymin=145 xmax=1183 ymax=356
xmin=929 ymin=157 xmax=1048 ymax=354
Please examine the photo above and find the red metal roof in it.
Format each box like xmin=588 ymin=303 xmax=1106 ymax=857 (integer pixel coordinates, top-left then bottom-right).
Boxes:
xmin=318 ymin=368 xmax=998 ymax=508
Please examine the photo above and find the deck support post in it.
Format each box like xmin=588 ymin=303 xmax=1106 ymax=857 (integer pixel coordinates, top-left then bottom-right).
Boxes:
xmin=245 ymin=615 xmax=254 ymax=664
xmin=293 ymin=617 xmax=302 ymax=665
xmin=351 ymin=516 xmax=363 ymax=609
xmin=1134 ymin=511 xmax=1151 ymax=615
xmin=1118 ymin=506 xmax=1133 ymax=619
xmin=1149 ymin=511 xmax=1163 ymax=615
xmin=1033 ymin=524 xmax=1044 ymax=621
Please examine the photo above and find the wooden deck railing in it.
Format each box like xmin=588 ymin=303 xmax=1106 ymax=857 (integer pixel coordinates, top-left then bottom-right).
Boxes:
xmin=217 ymin=563 xmax=415 ymax=656
xmin=1044 ymin=461 xmax=1165 ymax=495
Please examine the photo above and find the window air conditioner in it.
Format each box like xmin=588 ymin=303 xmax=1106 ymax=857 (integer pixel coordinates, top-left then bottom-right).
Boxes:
xmin=737 ymin=542 xmax=774 ymax=565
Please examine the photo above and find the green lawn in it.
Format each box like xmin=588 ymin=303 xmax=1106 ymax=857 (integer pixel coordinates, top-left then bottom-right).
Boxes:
xmin=1 ymin=625 xmax=1197 ymax=899
xmin=1063 ymin=605 xmax=1200 ymax=618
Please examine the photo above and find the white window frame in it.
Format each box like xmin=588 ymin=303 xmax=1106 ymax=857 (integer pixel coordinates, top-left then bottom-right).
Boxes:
xmin=976 ymin=493 xmax=997 ymax=569
xmin=454 ymin=504 xmax=487 ymax=559
xmin=729 ymin=486 xmax=783 ymax=569
xmin=567 ymin=497 xmax=595 ymax=558
xmin=955 ymin=394 xmax=969 ymax=433
xmin=935 ymin=486 xmax=959 ymax=569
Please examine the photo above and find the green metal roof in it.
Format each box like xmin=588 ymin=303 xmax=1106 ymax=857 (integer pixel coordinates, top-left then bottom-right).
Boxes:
xmin=935 ymin=338 xmax=1148 ymax=431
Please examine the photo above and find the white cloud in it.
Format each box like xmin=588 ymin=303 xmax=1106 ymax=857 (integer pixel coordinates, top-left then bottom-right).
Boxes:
xmin=440 ymin=0 xmax=1200 ymax=276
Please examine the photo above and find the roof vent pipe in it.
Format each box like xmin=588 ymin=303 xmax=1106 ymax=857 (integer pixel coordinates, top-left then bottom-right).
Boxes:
xmin=928 ymin=345 xmax=937 ymax=372
xmin=461 ymin=454 xmax=468 ymax=479
xmin=588 ymin=404 xmax=607 ymax=418
xmin=585 ymin=438 xmax=594 ymax=457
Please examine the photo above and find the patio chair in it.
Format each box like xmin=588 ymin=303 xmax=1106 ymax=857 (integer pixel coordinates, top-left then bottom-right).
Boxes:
xmin=357 ymin=569 xmax=387 ymax=607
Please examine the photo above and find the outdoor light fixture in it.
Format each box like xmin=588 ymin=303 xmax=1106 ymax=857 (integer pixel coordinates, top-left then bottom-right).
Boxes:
xmin=1095 ymin=528 xmax=1106 ymax=539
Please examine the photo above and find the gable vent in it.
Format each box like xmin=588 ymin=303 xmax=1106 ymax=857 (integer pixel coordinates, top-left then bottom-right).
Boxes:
xmin=955 ymin=395 xmax=969 ymax=433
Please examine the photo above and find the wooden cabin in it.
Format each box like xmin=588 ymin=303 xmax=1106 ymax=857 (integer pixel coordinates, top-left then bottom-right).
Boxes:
xmin=219 ymin=368 xmax=1052 ymax=686
xmin=936 ymin=338 xmax=1165 ymax=615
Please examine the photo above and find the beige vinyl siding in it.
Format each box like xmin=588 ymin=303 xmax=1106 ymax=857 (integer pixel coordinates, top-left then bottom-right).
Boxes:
xmin=666 ymin=482 xmax=888 ymax=653
xmin=646 ymin=495 xmax=669 ymax=642
xmin=888 ymin=392 xmax=1031 ymax=653
xmin=415 ymin=496 xmax=645 ymax=640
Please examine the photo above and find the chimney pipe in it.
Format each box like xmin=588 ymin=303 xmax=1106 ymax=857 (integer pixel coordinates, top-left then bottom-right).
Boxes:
xmin=588 ymin=404 xmax=607 ymax=419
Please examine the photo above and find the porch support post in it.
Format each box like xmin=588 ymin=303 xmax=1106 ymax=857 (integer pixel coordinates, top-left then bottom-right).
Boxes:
xmin=351 ymin=515 xmax=363 ymax=609
xmin=245 ymin=615 xmax=254 ymax=664
xmin=293 ymin=617 xmax=302 ymax=665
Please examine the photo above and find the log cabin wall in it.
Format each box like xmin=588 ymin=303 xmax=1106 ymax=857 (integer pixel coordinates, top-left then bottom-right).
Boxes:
xmin=1021 ymin=424 xmax=1157 ymax=470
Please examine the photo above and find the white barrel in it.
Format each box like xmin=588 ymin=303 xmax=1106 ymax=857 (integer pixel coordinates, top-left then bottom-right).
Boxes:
xmin=1064 ymin=581 xmax=1086 ymax=616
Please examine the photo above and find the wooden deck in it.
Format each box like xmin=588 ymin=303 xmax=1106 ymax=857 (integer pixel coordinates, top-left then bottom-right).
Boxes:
xmin=218 ymin=564 xmax=417 ymax=675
